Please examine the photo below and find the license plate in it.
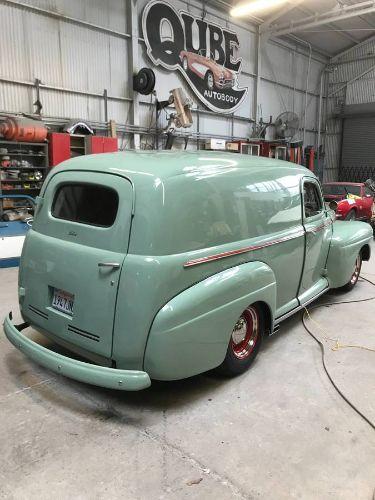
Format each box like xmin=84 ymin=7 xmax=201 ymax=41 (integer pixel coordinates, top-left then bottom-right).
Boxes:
xmin=52 ymin=288 xmax=74 ymax=315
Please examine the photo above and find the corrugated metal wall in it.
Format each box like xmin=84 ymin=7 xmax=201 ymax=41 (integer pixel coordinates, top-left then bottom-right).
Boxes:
xmin=325 ymin=36 xmax=375 ymax=181
xmin=0 ymin=0 xmax=325 ymax=149
xmin=341 ymin=116 xmax=375 ymax=181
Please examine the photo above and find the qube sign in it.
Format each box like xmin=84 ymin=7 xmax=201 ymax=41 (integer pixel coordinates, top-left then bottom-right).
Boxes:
xmin=142 ymin=0 xmax=248 ymax=114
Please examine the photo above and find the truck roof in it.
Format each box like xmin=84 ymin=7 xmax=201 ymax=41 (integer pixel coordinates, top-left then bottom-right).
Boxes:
xmin=55 ymin=150 xmax=311 ymax=186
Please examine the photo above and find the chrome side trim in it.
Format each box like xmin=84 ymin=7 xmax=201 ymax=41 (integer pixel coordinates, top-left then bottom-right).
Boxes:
xmin=273 ymin=286 xmax=329 ymax=327
xmin=300 ymin=286 xmax=329 ymax=308
xmin=273 ymin=306 xmax=302 ymax=325
xmin=306 ymin=219 xmax=333 ymax=235
xmin=184 ymin=230 xmax=305 ymax=268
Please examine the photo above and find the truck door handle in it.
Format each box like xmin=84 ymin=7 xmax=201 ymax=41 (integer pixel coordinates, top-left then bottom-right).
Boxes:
xmin=98 ymin=262 xmax=120 ymax=269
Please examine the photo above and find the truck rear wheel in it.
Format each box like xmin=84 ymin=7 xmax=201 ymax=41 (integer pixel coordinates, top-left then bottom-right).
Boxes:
xmin=218 ymin=304 xmax=263 ymax=376
xmin=340 ymin=253 xmax=362 ymax=291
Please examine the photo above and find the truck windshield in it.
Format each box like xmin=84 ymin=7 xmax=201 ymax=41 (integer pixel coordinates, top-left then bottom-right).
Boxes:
xmin=52 ymin=183 xmax=119 ymax=227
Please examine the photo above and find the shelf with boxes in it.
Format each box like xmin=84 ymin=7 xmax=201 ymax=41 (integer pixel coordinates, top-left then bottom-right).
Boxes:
xmin=0 ymin=140 xmax=49 ymax=194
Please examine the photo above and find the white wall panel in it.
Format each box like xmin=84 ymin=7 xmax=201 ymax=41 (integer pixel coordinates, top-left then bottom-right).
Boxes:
xmin=0 ymin=0 xmax=323 ymax=149
xmin=0 ymin=4 xmax=30 ymax=81
xmin=0 ymin=83 xmax=32 ymax=113
xmin=20 ymin=0 xmax=128 ymax=32
xmin=109 ymin=38 xmax=130 ymax=96
xmin=325 ymin=38 xmax=375 ymax=180
xmin=27 ymin=15 xmax=62 ymax=86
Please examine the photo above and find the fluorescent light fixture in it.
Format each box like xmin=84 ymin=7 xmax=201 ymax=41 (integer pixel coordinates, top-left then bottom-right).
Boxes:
xmin=230 ymin=0 xmax=288 ymax=17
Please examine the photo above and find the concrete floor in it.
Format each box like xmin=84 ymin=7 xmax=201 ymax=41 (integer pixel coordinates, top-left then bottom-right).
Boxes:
xmin=1 ymin=248 xmax=375 ymax=500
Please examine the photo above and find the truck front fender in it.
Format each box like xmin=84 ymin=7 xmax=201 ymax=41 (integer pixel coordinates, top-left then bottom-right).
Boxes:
xmin=326 ymin=221 xmax=372 ymax=289
xmin=144 ymin=261 xmax=276 ymax=381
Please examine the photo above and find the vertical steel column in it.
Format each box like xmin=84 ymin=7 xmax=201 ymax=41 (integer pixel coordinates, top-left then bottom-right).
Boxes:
xmin=103 ymin=89 xmax=108 ymax=125
xmin=130 ymin=0 xmax=140 ymax=149
xmin=196 ymin=106 xmax=200 ymax=150
xmin=302 ymin=43 xmax=312 ymax=147
xmin=254 ymin=27 xmax=262 ymax=124
xmin=317 ymin=69 xmax=325 ymax=156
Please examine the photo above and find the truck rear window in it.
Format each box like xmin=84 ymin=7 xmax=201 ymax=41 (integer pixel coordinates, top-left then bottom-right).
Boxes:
xmin=52 ymin=183 xmax=119 ymax=227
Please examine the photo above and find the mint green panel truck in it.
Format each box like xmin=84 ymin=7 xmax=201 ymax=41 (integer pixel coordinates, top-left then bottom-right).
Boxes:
xmin=3 ymin=152 xmax=372 ymax=391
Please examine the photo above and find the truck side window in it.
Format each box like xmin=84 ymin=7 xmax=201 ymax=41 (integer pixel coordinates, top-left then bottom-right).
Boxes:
xmin=304 ymin=182 xmax=323 ymax=218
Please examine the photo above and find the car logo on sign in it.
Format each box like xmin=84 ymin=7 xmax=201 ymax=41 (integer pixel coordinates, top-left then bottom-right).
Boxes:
xmin=142 ymin=0 xmax=248 ymax=114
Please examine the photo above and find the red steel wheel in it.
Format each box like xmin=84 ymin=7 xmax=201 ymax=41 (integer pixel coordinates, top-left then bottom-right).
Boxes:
xmin=350 ymin=254 xmax=362 ymax=286
xmin=230 ymin=307 xmax=259 ymax=360
xmin=339 ymin=253 xmax=362 ymax=292
xmin=218 ymin=304 xmax=264 ymax=376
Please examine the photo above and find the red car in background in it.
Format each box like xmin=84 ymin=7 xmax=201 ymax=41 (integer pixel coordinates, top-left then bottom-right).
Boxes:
xmin=323 ymin=182 xmax=374 ymax=222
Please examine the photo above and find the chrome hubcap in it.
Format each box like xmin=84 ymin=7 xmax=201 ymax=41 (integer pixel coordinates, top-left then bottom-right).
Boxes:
xmin=232 ymin=318 xmax=247 ymax=345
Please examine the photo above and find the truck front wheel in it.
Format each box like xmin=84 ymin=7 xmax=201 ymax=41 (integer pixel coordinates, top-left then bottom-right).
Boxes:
xmin=340 ymin=253 xmax=362 ymax=291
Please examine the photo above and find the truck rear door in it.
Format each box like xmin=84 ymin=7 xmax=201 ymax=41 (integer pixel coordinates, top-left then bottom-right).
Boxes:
xmin=19 ymin=170 xmax=133 ymax=360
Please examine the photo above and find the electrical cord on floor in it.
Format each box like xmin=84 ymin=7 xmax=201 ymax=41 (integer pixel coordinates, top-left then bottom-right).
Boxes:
xmin=301 ymin=275 xmax=375 ymax=432
xmin=303 ymin=306 xmax=375 ymax=353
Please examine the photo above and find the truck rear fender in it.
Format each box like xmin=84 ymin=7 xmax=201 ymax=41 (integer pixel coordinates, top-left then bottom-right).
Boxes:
xmin=143 ymin=261 xmax=276 ymax=381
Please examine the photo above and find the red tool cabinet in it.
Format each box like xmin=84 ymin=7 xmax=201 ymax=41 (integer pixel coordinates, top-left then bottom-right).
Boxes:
xmin=48 ymin=133 xmax=71 ymax=167
xmin=85 ymin=136 xmax=118 ymax=154
xmin=48 ymin=133 xmax=118 ymax=167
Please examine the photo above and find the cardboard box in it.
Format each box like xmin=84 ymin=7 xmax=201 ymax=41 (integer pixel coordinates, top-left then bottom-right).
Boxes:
xmin=226 ymin=142 xmax=239 ymax=151
xmin=2 ymin=198 xmax=14 ymax=209
xmin=204 ymin=139 xmax=226 ymax=150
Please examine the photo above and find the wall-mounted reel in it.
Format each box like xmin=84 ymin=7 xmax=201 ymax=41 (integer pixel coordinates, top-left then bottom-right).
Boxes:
xmin=133 ymin=68 xmax=155 ymax=95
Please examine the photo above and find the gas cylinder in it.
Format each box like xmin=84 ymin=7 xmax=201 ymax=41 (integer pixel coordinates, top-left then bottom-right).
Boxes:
xmin=0 ymin=117 xmax=47 ymax=142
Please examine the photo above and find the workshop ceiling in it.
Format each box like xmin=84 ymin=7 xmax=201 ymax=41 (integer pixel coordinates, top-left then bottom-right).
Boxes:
xmin=209 ymin=0 xmax=375 ymax=58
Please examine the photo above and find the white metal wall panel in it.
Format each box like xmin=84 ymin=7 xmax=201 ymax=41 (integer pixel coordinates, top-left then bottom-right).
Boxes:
xmin=28 ymin=16 xmax=62 ymax=86
xmin=341 ymin=116 xmax=375 ymax=182
xmin=346 ymin=70 xmax=375 ymax=105
xmin=109 ymin=37 xmax=130 ymax=96
xmin=261 ymin=42 xmax=322 ymax=94
xmin=325 ymin=37 xmax=375 ymax=180
xmin=58 ymin=23 xmax=110 ymax=92
xmin=262 ymin=43 xmax=299 ymax=89
xmin=41 ymin=90 xmax=91 ymax=121
xmin=106 ymin=100 xmax=131 ymax=126
xmin=0 ymin=0 xmax=323 ymax=148
xmin=20 ymin=0 xmax=128 ymax=32
xmin=0 ymin=82 xmax=32 ymax=114
xmin=0 ymin=4 xmax=30 ymax=81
